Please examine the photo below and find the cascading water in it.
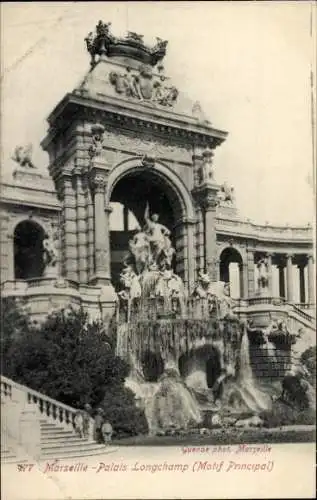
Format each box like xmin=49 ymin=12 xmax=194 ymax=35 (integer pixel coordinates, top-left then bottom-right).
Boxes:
xmin=222 ymin=328 xmax=271 ymax=414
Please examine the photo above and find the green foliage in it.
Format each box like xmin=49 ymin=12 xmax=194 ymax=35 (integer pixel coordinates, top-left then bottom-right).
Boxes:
xmin=300 ymin=346 xmax=316 ymax=387
xmin=100 ymin=385 xmax=149 ymax=437
xmin=1 ymin=299 xmax=148 ymax=436
xmin=1 ymin=297 xmax=34 ymax=376
xmin=261 ymin=400 xmax=315 ymax=427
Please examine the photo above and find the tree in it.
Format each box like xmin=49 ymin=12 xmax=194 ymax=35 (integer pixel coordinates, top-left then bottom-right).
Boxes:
xmin=4 ymin=306 xmax=127 ymax=406
xmin=1 ymin=297 xmax=34 ymax=376
xmin=300 ymin=346 xmax=316 ymax=388
xmin=100 ymin=385 xmax=149 ymax=437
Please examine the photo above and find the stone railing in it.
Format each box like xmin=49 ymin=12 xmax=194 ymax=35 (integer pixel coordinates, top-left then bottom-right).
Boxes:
xmin=1 ymin=277 xmax=79 ymax=291
xmin=216 ymin=217 xmax=312 ymax=241
xmin=234 ymin=296 xmax=314 ymax=324
xmin=1 ymin=375 xmax=78 ymax=432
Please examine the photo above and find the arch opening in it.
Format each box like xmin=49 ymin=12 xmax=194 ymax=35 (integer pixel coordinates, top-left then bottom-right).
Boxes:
xmin=109 ymin=168 xmax=184 ymax=290
xmin=178 ymin=345 xmax=222 ymax=393
xmin=219 ymin=247 xmax=243 ymax=299
xmin=141 ymin=350 xmax=164 ymax=382
xmin=14 ymin=220 xmax=46 ymax=279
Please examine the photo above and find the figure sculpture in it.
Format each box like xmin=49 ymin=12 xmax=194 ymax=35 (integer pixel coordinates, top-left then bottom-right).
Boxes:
xmin=200 ymin=149 xmax=214 ymax=183
xmin=218 ymin=182 xmax=235 ymax=205
xmin=257 ymin=257 xmax=269 ymax=289
xmin=128 ymin=231 xmax=151 ymax=275
xmin=43 ymin=230 xmax=58 ymax=277
xmin=12 ymin=144 xmax=35 ymax=169
xmin=143 ymin=203 xmax=172 ymax=267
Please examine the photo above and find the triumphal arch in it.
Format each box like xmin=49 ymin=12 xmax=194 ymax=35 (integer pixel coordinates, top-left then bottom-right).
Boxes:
xmin=1 ymin=22 xmax=315 ymax=353
xmin=43 ymin=22 xmax=227 ymax=311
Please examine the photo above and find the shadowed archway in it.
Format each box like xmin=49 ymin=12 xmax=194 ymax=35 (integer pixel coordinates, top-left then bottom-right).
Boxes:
xmin=14 ymin=220 xmax=45 ymax=279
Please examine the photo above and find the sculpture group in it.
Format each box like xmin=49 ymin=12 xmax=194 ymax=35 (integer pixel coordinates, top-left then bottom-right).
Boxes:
xmin=118 ymin=204 xmax=186 ymax=318
xmin=109 ymin=64 xmax=178 ymax=107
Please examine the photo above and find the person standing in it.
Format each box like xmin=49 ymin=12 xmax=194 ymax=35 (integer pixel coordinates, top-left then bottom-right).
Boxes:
xmin=93 ymin=408 xmax=104 ymax=443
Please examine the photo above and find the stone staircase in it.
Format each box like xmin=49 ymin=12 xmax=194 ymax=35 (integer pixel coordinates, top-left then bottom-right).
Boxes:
xmin=39 ymin=420 xmax=108 ymax=459
xmin=1 ymin=375 xmax=111 ymax=463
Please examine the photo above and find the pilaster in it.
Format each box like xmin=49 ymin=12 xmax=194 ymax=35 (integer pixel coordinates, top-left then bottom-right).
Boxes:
xmin=246 ymin=249 xmax=255 ymax=297
xmin=88 ymin=167 xmax=112 ymax=286
xmin=192 ymin=181 xmax=219 ymax=282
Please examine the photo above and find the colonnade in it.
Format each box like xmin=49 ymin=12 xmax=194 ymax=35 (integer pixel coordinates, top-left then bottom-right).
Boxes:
xmin=223 ymin=250 xmax=315 ymax=303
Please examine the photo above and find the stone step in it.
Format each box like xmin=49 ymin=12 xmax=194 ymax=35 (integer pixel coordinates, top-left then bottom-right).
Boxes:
xmin=41 ymin=437 xmax=89 ymax=444
xmin=40 ymin=423 xmax=74 ymax=431
xmin=41 ymin=429 xmax=75 ymax=437
xmin=40 ymin=445 xmax=111 ymax=459
xmin=41 ymin=441 xmax=104 ymax=452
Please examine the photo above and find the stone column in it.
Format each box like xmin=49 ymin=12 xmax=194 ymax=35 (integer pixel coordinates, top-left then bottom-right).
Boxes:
xmin=307 ymin=254 xmax=315 ymax=304
xmin=89 ymin=170 xmax=111 ymax=285
xmin=175 ymin=217 xmax=196 ymax=293
xmin=298 ymin=264 xmax=306 ymax=304
xmin=192 ymin=181 xmax=219 ymax=282
xmin=278 ymin=263 xmax=286 ymax=299
xmin=242 ymin=262 xmax=249 ymax=298
xmin=246 ymin=249 xmax=255 ymax=297
xmin=286 ymin=253 xmax=294 ymax=302
xmin=266 ymin=253 xmax=273 ymax=295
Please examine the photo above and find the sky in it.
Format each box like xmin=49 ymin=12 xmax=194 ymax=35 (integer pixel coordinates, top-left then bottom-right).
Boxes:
xmin=1 ymin=1 xmax=316 ymax=225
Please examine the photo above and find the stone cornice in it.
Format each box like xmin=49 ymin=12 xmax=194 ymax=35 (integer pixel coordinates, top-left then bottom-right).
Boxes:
xmin=215 ymin=216 xmax=313 ymax=245
xmin=0 ymin=182 xmax=60 ymax=211
xmin=41 ymin=92 xmax=228 ymax=150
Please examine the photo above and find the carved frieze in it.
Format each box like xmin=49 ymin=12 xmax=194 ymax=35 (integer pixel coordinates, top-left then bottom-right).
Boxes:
xmin=101 ymin=129 xmax=192 ymax=164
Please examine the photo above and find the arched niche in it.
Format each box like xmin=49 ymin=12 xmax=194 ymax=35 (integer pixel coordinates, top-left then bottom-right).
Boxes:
xmin=219 ymin=246 xmax=244 ymax=299
xmin=14 ymin=220 xmax=46 ymax=279
xmin=107 ymin=157 xmax=195 ymax=290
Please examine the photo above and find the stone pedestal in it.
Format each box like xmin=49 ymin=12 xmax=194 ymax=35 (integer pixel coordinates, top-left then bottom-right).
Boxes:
xmin=19 ymin=403 xmax=41 ymax=460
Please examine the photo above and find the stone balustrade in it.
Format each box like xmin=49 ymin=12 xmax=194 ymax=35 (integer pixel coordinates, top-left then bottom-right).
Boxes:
xmin=1 ymin=375 xmax=78 ymax=432
xmin=234 ymin=296 xmax=314 ymax=325
xmin=216 ymin=217 xmax=312 ymax=241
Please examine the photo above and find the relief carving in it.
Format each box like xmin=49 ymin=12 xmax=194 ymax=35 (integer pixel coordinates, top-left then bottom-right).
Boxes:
xmin=102 ymin=129 xmax=191 ymax=164
xmin=109 ymin=64 xmax=178 ymax=108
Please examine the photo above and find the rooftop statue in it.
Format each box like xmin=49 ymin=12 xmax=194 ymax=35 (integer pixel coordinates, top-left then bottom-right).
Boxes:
xmin=12 ymin=144 xmax=36 ymax=169
xmin=85 ymin=21 xmax=168 ymax=67
xmin=217 ymin=182 xmax=235 ymax=205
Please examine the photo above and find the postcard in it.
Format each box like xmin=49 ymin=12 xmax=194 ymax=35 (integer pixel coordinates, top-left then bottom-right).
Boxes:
xmin=1 ymin=2 xmax=316 ymax=499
